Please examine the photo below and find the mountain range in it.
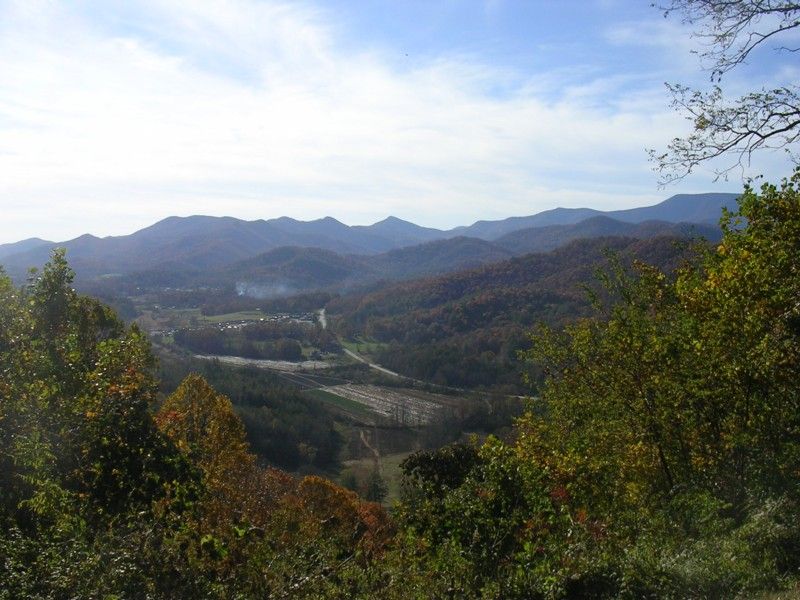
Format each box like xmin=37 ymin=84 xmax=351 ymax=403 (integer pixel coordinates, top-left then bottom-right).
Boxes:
xmin=0 ymin=192 xmax=737 ymax=287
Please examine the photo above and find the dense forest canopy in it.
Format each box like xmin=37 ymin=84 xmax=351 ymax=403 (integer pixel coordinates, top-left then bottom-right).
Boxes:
xmin=388 ymin=174 xmax=800 ymax=597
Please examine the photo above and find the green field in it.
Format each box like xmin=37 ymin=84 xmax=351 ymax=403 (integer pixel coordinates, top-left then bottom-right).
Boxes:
xmin=340 ymin=337 xmax=389 ymax=357
xmin=304 ymin=388 xmax=377 ymax=418
xmin=199 ymin=310 xmax=267 ymax=323
xmin=341 ymin=450 xmax=413 ymax=506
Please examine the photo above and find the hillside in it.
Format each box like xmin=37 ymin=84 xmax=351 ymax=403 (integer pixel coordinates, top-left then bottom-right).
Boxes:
xmin=448 ymin=192 xmax=738 ymax=240
xmin=143 ymin=225 xmax=686 ymax=299
xmin=364 ymin=236 xmax=513 ymax=279
xmin=494 ymin=216 xmax=721 ymax=255
xmin=225 ymin=246 xmax=369 ymax=296
xmin=211 ymin=237 xmax=513 ymax=296
xmin=75 ymin=215 xmax=723 ymax=313
xmin=328 ymin=236 xmax=699 ymax=391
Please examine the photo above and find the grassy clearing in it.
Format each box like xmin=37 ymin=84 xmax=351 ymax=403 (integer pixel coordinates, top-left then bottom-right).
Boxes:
xmin=340 ymin=337 xmax=389 ymax=357
xmin=341 ymin=450 xmax=413 ymax=506
xmin=378 ymin=451 xmax=412 ymax=504
xmin=304 ymin=388 xmax=377 ymax=417
xmin=198 ymin=310 xmax=267 ymax=323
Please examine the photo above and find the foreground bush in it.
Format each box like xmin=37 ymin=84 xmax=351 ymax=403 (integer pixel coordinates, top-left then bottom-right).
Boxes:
xmin=385 ymin=174 xmax=800 ymax=598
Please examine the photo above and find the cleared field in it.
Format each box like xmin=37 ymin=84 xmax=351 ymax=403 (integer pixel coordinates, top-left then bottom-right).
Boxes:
xmin=321 ymin=384 xmax=450 ymax=426
xmin=275 ymin=370 xmax=352 ymax=389
xmin=341 ymin=450 xmax=412 ymax=506
xmin=199 ymin=310 xmax=267 ymax=323
xmin=340 ymin=338 xmax=389 ymax=357
xmin=194 ymin=354 xmax=331 ymax=371
xmin=304 ymin=388 xmax=378 ymax=419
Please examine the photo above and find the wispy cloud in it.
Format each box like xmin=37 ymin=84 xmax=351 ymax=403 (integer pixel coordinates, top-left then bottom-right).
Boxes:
xmin=0 ymin=0 xmax=762 ymax=243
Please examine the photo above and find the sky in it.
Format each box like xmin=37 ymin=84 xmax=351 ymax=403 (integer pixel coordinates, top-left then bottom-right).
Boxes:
xmin=0 ymin=0 xmax=794 ymax=244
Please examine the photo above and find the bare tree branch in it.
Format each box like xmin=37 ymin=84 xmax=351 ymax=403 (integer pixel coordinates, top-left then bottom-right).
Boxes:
xmin=651 ymin=1 xmax=800 ymax=183
xmin=656 ymin=1 xmax=800 ymax=79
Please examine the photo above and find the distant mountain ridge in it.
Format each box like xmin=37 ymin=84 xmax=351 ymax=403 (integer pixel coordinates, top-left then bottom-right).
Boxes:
xmin=106 ymin=215 xmax=723 ymax=298
xmin=448 ymin=192 xmax=738 ymax=239
xmin=0 ymin=192 xmax=739 ymax=281
xmin=493 ymin=216 xmax=722 ymax=256
xmin=352 ymin=216 xmax=445 ymax=248
xmin=0 ymin=237 xmax=54 ymax=260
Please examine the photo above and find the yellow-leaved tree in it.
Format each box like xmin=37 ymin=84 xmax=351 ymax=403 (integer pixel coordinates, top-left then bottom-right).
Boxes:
xmin=156 ymin=373 xmax=258 ymax=545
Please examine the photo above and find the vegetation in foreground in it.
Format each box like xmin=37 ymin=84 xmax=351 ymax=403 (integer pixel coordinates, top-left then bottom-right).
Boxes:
xmin=2 ymin=174 xmax=800 ymax=598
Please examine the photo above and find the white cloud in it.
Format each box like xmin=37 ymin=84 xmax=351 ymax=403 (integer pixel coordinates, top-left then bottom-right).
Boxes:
xmin=0 ymin=0 xmax=763 ymax=243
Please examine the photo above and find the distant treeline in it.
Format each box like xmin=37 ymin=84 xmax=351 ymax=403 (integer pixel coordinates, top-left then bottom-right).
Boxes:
xmin=171 ymin=320 xmax=338 ymax=361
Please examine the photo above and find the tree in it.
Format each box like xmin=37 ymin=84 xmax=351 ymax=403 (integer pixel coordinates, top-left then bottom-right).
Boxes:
xmin=517 ymin=173 xmax=800 ymax=594
xmin=0 ymin=251 xmax=205 ymax=598
xmin=363 ymin=469 xmax=388 ymax=503
xmin=651 ymin=1 xmax=800 ymax=182
xmin=157 ymin=374 xmax=254 ymax=493
xmin=156 ymin=374 xmax=260 ymax=545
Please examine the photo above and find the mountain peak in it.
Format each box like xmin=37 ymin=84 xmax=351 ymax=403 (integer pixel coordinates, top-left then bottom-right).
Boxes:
xmin=0 ymin=237 xmax=55 ymax=261
xmin=374 ymin=215 xmax=407 ymax=225
xmin=72 ymin=233 xmax=101 ymax=242
xmin=316 ymin=216 xmax=344 ymax=225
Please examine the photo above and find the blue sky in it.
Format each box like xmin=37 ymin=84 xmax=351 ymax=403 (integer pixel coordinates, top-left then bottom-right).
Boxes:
xmin=0 ymin=0 xmax=793 ymax=244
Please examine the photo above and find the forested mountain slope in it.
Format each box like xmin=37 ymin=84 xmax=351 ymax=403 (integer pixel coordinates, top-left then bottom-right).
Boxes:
xmin=328 ymin=236 xmax=697 ymax=390
xmin=0 ymin=237 xmax=53 ymax=260
xmin=494 ymin=216 xmax=721 ymax=255
xmin=90 ymin=219 xmax=715 ymax=302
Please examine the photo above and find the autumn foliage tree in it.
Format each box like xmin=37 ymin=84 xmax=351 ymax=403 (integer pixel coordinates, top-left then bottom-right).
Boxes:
xmin=388 ymin=173 xmax=800 ymax=598
xmin=518 ymin=173 xmax=800 ymax=594
xmin=157 ymin=375 xmax=254 ymax=521
xmin=0 ymin=250 xmax=205 ymax=597
xmin=155 ymin=373 xmax=392 ymax=596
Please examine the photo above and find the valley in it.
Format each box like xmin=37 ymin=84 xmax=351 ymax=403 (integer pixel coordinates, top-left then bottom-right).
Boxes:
xmin=139 ymin=300 xmax=494 ymax=489
xmin=6 ymin=185 xmax=799 ymax=598
xmin=7 ymin=2 xmax=800 ymax=595
xmin=0 ymin=193 xmax=733 ymax=491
